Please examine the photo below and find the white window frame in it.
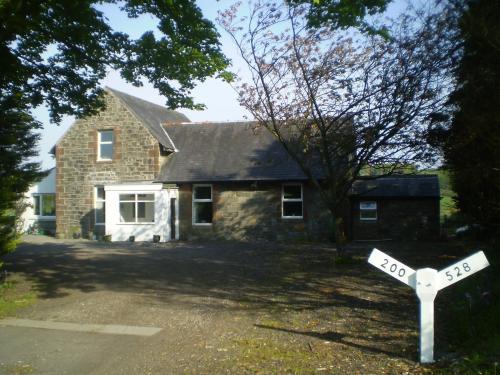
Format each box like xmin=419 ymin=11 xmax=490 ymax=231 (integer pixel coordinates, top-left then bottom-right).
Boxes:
xmin=360 ymin=201 xmax=378 ymax=221
xmin=33 ymin=193 xmax=56 ymax=218
xmin=192 ymin=184 xmax=213 ymax=225
xmin=282 ymin=183 xmax=303 ymax=219
xmin=94 ymin=186 xmax=105 ymax=226
xmin=97 ymin=130 xmax=113 ymax=161
xmin=119 ymin=193 xmax=155 ymax=224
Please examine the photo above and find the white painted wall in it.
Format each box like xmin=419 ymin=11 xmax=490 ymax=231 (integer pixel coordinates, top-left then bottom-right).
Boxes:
xmin=20 ymin=168 xmax=57 ymax=232
xmin=104 ymin=183 xmax=179 ymax=242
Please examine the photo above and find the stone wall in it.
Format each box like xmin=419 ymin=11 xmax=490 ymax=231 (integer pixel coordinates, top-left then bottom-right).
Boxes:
xmin=55 ymin=92 xmax=160 ymax=238
xmin=350 ymin=198 xmax=440 ymax=240
xmin=178 ymin=182 xmax=333 ymax=241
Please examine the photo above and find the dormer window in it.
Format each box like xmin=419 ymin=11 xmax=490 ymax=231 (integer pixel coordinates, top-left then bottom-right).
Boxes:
xmin=98 ymin=130 xmax=113 ymax=160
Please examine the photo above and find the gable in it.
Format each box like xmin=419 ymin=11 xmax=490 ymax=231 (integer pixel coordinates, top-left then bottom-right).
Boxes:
xmin=51 ymin=88 xmax=190 ymax=153
xmin=106 ymin=87 xmax=189 ymax=150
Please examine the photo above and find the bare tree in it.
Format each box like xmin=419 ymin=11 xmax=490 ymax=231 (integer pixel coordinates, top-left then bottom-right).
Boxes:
xmin=218 ymin=1 xmax=454 ymax=243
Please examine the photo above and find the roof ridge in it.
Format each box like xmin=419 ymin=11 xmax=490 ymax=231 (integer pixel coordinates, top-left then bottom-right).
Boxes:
xmin=105 ymin=86 xmax=174 ymax=112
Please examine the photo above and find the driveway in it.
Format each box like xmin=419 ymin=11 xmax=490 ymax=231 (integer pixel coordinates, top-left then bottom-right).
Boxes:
xmin=0 ymin=236 xmax=430 ymax=374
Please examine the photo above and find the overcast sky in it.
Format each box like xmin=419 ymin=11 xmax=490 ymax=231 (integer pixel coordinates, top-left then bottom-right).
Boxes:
xmin=32 ymin=0 xmax=407 ymax=170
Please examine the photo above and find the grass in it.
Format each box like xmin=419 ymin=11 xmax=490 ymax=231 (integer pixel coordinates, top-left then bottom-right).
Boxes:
xmin=432 ymin=242 xmax=500 ymax=374
xmin=0 ymin=279 xmax=37 ymax=318
xmin=0 ymin=363 xmax=35 ymax=375
xmin=231 ymin=337 xmax=331 ymax=374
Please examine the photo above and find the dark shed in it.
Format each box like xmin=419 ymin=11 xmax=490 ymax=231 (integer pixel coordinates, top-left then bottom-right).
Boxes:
xmin=349 ymin=175 xmax=440 ymax=240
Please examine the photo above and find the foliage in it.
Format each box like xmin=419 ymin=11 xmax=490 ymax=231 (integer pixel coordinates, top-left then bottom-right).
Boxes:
xmin=0 ymin=94 xmax=44 ymax=262
xmin=438 ymin=0 xmax=500 ymax=237
xmin=438 ymin=244 xmax=499 ymax=373
xmin=219 ymin=0 xmax=455 ymax=242
xmin=287 ymin=0 xmax=390 ymax=34
xmin=0 ymin=0 xmax=230 ymax=114
xmin=0 ymin=0 xmax=230 ymax=262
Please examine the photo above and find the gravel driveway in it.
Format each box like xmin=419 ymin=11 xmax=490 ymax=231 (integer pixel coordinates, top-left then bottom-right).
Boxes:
xmin=0 ymin=236 xmax=435 ymax=374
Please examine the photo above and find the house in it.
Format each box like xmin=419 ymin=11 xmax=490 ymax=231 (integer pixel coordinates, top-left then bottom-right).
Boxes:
xmin=20 ymin=168 xmax=56 ymax=235
xmin=45 ymin=87 xmax=439 ymax=242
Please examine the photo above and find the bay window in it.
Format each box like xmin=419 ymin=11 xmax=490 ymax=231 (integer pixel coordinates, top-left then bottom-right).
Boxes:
xmin=119 ymin=193 xmax=155 ymax=223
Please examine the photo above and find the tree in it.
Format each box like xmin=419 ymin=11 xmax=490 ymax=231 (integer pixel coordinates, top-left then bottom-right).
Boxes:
xmin=219 ymin=1 xmax=453 ymax=243
xmin=0 ymin=0 xmax=230 ymax=262
xmin=442 ymin=0 xmax=500 ymax=236
xmin=288 ymin=0 xmax=390 ymax=34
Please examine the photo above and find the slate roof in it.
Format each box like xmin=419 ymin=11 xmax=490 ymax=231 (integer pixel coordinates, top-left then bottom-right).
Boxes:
xmin=106 ymin=87 xmax=189 ymax=150
xmin=157 ymin=122 xmax=309 ymax=182
xmin=350 ymin=175 xmax=440 ymax=198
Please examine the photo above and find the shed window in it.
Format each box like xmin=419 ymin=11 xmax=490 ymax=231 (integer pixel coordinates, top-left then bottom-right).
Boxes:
xmin=33 ymin=194 xmax=55 ymax=217
xmin=282 ymin=184 xmax=303 ymax=218
xmin=193 ymin=185 xmax=212 ymax=224
xmin=360 ymin=201 xmax=377 ymax=221
xmin=98 ymin=130 xmax=113 ymax=160
xmin=119 ymin=193 xmax=154 ymax=223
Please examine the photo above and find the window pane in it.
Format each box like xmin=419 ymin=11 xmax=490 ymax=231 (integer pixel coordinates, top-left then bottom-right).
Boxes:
xmin=100 ymin=143 xmax=113 ymax=160
xmin=137 ymin=193 xmax=154 ymax=201
xmin=119 ymin=194 xmax=135 ymax=201
xmin=283 ymin=201 xmax=302 ymax=217
xmin=360 ymin=201 xmax=377 ymax=210
xmin=33 ymin=196 xmax=40 ymax=215
xmin=95 ymin=201 xmax=105 ymax=223
xmin=120 ymin=202 xmax=135 ymax=222
xmin=360 ymin=210 xmax=377 ymax=220
xmin=137 ymin=202 xmax=154 ymax=222
xmin=42 ymin=195 xmax=55 ymax=216
xmin=284 ymin=185 xmax=301 ymax=199
xmin=194 ymin=186 xmax=211 ymax=200
xmin=100 ymin=130 xmax=113 ymax=142
xmin=194 ymin=202 xmax=212 ymax=223
xmin=96 ymin=187 xmax=105 ymax=200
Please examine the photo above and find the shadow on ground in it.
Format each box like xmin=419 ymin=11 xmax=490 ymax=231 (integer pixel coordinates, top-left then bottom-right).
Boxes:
xmin=4 ymin=236 xmax=468 ymax=362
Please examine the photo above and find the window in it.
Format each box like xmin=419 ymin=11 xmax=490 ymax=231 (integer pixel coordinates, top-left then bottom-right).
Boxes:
xmin=33 ymin=194 xmax=55 ymax=217
xmin=98 ymin=130 xmax=113 ymax=160
xmin=119 ymin=193 xmax=154 ymax=223
xmin=192 ymin=185 xmax=212 ymax=224
xmin=282 ymin=184 xmax=303 ymax=219
xmin=95 ymin=186 xmax=105 ymax=225
xmin=360 ymin=201 xmax=377 ymax=221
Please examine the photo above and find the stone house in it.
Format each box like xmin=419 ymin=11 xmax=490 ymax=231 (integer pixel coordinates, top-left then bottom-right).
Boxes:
xmin=48 ymin=87 xmax=439 ymax=242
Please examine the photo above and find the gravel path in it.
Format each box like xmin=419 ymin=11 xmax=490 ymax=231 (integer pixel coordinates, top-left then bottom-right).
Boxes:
xmin=0 ymin=236 xmax=446 ymax=374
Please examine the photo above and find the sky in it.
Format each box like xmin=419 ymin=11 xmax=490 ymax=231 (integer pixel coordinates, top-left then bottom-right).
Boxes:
xmin=32 ymin=0 xmax=408 ymax=170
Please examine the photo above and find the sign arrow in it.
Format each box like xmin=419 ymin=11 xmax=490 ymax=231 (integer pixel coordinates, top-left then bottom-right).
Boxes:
xmin=437 ymin=251 xmax=489 ymax=290
xmin=368 ymin=248 xmax=416 ymax=288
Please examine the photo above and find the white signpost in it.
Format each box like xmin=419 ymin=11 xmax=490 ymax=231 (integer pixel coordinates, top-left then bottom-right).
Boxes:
xmin=368 ymin=248 xmax=490 ymax=363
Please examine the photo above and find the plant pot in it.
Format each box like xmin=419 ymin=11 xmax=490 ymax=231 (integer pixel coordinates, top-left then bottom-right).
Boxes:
xmin=129 ymin=236 xmax=135 ymax=242
xmin=103 ymin=235 xmax=112 ymax=242
xmin=153 ymin=235 xmax=160 ymax=243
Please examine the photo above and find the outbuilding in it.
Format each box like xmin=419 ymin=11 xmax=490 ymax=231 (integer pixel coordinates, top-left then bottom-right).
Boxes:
xmin=349 ymin=175 xmax=440 ymax=240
